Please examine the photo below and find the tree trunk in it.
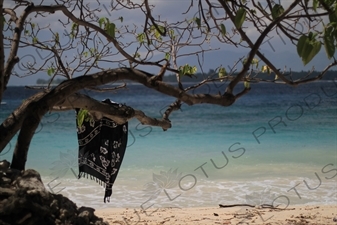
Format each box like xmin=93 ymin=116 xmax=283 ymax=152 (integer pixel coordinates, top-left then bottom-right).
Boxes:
xmin=10 ymin=103 xmax=43 ymax=170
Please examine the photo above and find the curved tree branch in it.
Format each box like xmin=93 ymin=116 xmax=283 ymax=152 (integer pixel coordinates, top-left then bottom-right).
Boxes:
xmin=0 ymin=91 xmax=45 ymax=153
xmin=0 ymin=67 xmax=236 ymax=155
xmin=219 ymin=0 xmax=304 ymax=89
xmin=54 ymin=93 xmax=172 ymax=130
xmin=11 ymin=64 xmax=235 ymax=169
xmin=219 ymin=0 xmax=301 ymax=94
xmin=4 ymin=3 xmax=34 ymax=90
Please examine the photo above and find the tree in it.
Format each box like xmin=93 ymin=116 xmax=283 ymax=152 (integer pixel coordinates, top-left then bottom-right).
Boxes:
xmin=0 ymin=0 xmax=336 ymax=171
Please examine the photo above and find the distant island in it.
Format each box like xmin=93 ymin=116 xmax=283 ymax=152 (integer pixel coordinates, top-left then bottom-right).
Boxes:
xmin=36 ymin=70 xmax=336 ymax=84
xmin=162 ymin=70 xmax=336 ymax=83
xmin=36 ymin=78 xmax=66 ymax=85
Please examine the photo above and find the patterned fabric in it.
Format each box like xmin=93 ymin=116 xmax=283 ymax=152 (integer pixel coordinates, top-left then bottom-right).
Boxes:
xmin=76 ymin=99 xmax=128 ymax=203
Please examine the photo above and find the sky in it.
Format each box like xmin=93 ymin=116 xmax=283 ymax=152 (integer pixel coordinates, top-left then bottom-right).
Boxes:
xmin=4 ymin=0 xmax=336 ymax=86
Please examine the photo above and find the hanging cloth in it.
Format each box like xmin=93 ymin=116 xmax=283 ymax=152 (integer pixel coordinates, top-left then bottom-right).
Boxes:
xmin=76 ymin=99 xmax=128 ymax=202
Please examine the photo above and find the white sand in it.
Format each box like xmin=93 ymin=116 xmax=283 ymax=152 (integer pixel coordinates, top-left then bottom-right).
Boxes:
xmin=96 ymin=204 xmax=337 ymax=224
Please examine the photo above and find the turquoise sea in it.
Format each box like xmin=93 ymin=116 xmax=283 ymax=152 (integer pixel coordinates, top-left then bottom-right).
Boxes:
xmin=0 ymin=81 xmax=336 ymax=210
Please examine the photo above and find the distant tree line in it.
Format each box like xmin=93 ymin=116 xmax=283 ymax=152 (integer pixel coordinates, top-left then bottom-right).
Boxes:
xmin=36 ymin=70 xmax=335 ymax=85
xmin=162 ymin=70 xmax=337 ymax=83
xmin=36 ymin=78 xmax=65 ymax=85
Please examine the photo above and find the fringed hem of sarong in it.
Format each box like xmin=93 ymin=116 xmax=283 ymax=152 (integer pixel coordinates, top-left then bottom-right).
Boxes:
xmin=78 ymin=172 xmax=112 ymax=203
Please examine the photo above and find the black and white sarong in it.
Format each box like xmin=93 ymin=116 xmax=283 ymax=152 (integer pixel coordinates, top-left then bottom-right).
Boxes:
xmin=76 ymin=99 xmax=128 ymax=202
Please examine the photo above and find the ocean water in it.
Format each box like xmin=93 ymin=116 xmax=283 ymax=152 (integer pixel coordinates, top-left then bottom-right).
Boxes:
xmin=0 ymin=81 xmax=336 ymax=210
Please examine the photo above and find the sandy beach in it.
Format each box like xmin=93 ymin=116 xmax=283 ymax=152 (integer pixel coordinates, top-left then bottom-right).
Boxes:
xmin=96 ymin=204 xmax=337 ymax=224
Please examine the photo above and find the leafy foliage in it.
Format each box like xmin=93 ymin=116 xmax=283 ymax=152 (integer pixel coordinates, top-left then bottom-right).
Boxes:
xmin=261 ymin=65 xmax=271 ymax=74
xmin=137 ymin=33 xmax=146 ymax=44
xmin=324 ymin=26 xmax=336 ymax=59
xmin=149 ymin=25 xmax=165 ymax=40
xmin=76 ymin=109 xmax=93 ymax=127
xmin=244 ymin=81 xmax=250 ymax=89
xmin=218 ymin=67 xmax=227 ymax=82
xmin=271 ymin=4 xmax=284 ymax=20
xmin=297 ymin=32 xmax=322 ymax=65
xmin=235 ymin=8 xmax=246 ymax=29
xmin=220 ymin=24 xmax=226 ymax=36
xmin=70 ymin=23 xmax=78 ymax=38
xmin=47 ymin=67 xmax=55 ymax=76
xmin=179 ymin=64 xmax=197 ymax=76
xmin=98 ymin=17 xmax=116 ymax=38
xmin=195 ymin=17 xmax=201 ymax=29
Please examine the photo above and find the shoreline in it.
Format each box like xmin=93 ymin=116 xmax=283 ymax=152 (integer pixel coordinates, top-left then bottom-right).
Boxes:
xmin=95 ymin=204 xmax=337 ymax=225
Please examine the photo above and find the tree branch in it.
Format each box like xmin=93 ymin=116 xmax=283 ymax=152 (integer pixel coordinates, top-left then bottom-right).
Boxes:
xmin=0 ymin=0 xmax=5 ymax=102
xmin=0 ymin=67 xmax=235 ymax=154
xmin=0 ymin=91 xmax=46 ymax=153
xmin=27 ymin=4 xmax=178 ymax=73
xmin=54 ymin=93 xmax=172 ymax=130
xmin=144 ymin=0 xmax=166 ymax=36
xmin=4 ymin=3 xmax=34 ymax=91
xmin=219 ymin=0 xmax=302 ymax=90
xmin=162 ymin=99 xmax=181 ymax=123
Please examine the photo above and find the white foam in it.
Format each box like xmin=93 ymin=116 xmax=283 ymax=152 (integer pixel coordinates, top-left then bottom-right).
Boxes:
xmin=42 ymin=174 xmax=337 ymax=210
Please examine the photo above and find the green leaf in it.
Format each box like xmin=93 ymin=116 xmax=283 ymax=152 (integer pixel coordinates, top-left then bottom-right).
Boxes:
xmin=195 ymin=17 xmax=201 ymax=29
xmin=77 ymin=109 xmax=89 ymax=127
xmin=324 ymin=26 xmax=335 ymax=59
xmin=165 ymin=52 xmax=170 ymax=60
xmin=71 ymin=23 xmax=78 ymax=32
xmin=218 ymin=67 xmax=227 ymax=82
xmin=297 ymin=35 xmax=308 ymax=57
xmin=306 ymin=41 xmax=321 ymax=64
xmin=251 ymin=58 xmax=259 ymax=68
xmin=32 ymin=37 xmax=38 ymax=44
xmin=154 ymin=29 xmax=161 ymax=39
xmin=98 ymin=17 xmax=106 ymax=28
xmin=191 ymin=66 xmax=197 ymax=74
xmin=308 ymin=31 xmax=317 ymax=39
xmin=261 ymin=65 xmax=271 ymax=74
xmin=183 ymin=65 xmax=189 ymax=75
xmin=137 ymin=33 xmax=145 ymax=44
xmin=234 ymin=8 xmax=246 ymax=29
xmin=244 ymin=81 xmax=250 ymax=89
xmin=220 ymin=24 xmax=226 ymax=36
xmin=47 ymin=67 xmax=55 ymax=76
xmin=298 ymin=34 xmax=321 ymax=65
xmin=156 ymin=25 xmax=165 ymax=34
xmin=71 ymin=23 xmax=78 ymax=38
xmin=328 ymin=3 xmax=337 ymax=23
xmin=31 ymin=23 xmax=35 ymax=29
xmin=106 ymin=22 xmax=116 ymax=38
xmin=179 ymin=64 xmax=197 ymax=76
xmin=312 ymin=0 xmax=319 ymax=11
xmin=149 ymin=25 xmax=165 ymax=39
xmin=271 ymin=4 xmax=284 ymax=20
